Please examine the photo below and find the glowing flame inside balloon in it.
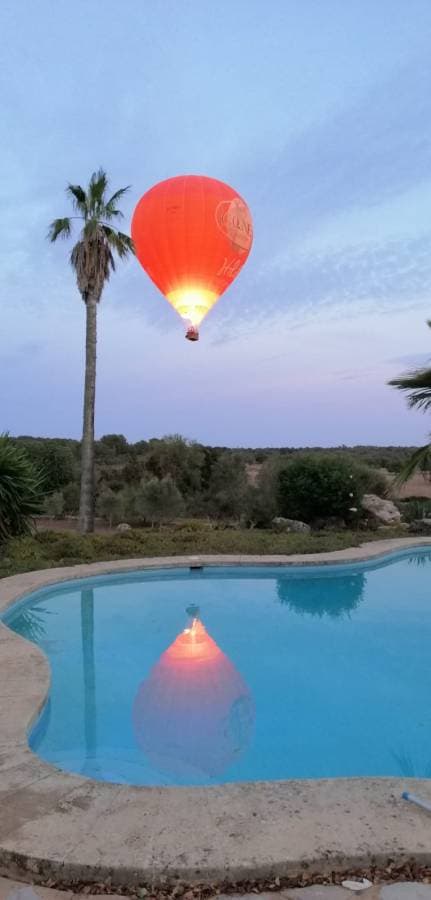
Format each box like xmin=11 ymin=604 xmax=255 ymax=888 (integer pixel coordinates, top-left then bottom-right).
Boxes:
xmin=133 ymin=612 xmax=255 ymax=781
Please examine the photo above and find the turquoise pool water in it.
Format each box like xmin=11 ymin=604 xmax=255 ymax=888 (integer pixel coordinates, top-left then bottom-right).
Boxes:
xmin=3 ymin=549 xmax=431 ymax=786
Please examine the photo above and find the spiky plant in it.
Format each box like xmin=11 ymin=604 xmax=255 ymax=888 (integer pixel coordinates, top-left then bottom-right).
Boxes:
xmin=48 ymin=169 xmax=134 ymax=533
xmin=0 ymin=435 xmax=45 ymax=542
xmin=389 ymin=321 xmax=431 ymax=483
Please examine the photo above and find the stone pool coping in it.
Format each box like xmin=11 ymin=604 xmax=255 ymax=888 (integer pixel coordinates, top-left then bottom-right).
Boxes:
xmin=1 ymin=537 xmax=431 ymax=888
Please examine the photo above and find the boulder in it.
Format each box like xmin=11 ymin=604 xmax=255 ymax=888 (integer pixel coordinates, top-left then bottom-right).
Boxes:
xmin=361 ymin=494 xmax=401 ymax=525
xmin=116 ymin=522 xmax=132 ymax=532
xmin=272 ymin=517 xmax=311 ymax=534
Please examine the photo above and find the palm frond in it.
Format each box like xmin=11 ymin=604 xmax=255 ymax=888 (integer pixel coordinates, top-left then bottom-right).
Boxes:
xmin=393 ymin=443 xmax=431 ymax=487
xmin=103 ymin=186 xmax=130 ymax=220
xmin=102 ymin=226 xmax=134 ymax=259
xmin=389 ymin=368 xmax=431 ymax=412
xmin=106 ymin=186 xmax=130 ymax=206
xmin=88 ymin=168 xmax=108 ymax=213
xmin=66 ymin=184 xmax=87 ymax=215
xmin=117 ymin=231 xmax=135 ymax=252
xmin=47 ymin=217 xmax=72 ymax=242
xmin=103 ymin=205 xmax=123 ymax=220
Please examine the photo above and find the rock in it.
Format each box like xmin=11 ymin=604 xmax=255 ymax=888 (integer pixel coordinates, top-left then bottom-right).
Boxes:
xmin=272 ymin=516 xmax=311 ymax=534
xmin=116 ymin=522 xmax=131 ymax=532
xmin=361 ymin=494 xmax=401 ymax=525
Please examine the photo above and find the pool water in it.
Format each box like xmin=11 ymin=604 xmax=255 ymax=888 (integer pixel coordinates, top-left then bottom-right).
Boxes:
xmin=3 ymin=550 xmax=431 ymax=786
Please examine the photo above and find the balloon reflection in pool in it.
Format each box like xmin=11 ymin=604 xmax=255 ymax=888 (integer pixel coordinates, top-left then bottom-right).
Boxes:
xmin=133 ymin=606 xmax=255 ymax=782
xmin=277 ymin=571 xmax=366 ymax=619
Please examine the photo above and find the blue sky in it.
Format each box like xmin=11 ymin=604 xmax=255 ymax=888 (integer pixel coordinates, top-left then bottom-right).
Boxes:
xmin=1 ymin=0 xmax=431 ymax=446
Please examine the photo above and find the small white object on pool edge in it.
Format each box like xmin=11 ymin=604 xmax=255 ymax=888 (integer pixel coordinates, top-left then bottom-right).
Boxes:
xmin=341 ymin=879 xmax=373 ymax=892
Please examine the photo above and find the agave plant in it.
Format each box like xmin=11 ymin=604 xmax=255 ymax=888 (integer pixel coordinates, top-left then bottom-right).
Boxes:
xmin=0 ymin=435 xmax=45 ymax=542
xmin=389 ymin=321 xmax=431 ymax=484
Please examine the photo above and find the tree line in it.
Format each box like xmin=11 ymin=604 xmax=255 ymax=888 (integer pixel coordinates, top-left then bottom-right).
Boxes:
xmin=6 ymin=432 xmax=405 ymax=530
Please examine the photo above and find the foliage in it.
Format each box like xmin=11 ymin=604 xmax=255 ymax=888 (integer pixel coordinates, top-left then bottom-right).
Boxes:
xmin=96 ymin=488 xmax=125 ymax=527
xmin=145 ymin=435 xmax=205 ymax=496
xmin=277 ymin=456 xmax=366 ymax=524
xmin=97 ymin=434 xmax=129 ymax=459
xmin=397 ymin=497 xmax=431 ymax=523
xmin=62 ymin=481 xmax=80 ymax=514
xmin=44 ymin=491 xmax=65 ymax=518
xmin=6 ymin=433 xmax=424 ymax=530
xmin=244 ymin=456 xmax=284 ymax=527
xmin=0 ymin=525 xmax=407 ymax=579
xmin=132 ymin=476 xmax=185 ymax=526
xmin=0 ymin=435 xmax=45 ymax=541
xmin=206 ymin=452 xmax=248 ymax=519
xmin=48 ymin=171 xmax=134 ymax=300
xmin=389 ymin=321 xmax=431 ymax=483
xmin=13 ymin=438 xmax=77 ymax=493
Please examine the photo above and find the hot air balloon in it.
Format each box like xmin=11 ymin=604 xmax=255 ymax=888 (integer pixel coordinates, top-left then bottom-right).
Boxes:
xmin=131 ymin=175 xmax=253 ymax=341
xmin=132 ymin=609 xmax=254 ymax=782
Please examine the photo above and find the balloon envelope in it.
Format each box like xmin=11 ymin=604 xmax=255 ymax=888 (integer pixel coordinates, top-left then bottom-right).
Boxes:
xmin=133 ymin=617 xmax=254 ymax=781
xmin=131 ymin=175 xmax=253 ymax=337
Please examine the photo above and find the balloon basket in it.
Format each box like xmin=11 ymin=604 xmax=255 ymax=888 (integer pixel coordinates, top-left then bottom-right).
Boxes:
xmin=185 ymin=326 xmax=199 ymax=342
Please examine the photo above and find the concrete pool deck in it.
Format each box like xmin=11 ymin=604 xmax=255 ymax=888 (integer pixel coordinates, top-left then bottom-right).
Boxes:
xmin=1 ymin=538 xmax=431 ymax=889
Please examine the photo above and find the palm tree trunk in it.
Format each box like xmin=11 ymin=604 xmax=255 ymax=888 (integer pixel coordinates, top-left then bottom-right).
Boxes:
xmin=79 ymin=295 xmax=98 ymax=533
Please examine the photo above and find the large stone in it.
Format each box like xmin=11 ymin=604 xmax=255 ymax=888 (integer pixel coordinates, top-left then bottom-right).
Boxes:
xmin=116 ymin=522 xmax=131 ymax=532
xmin=361 ymin=494 xmax=401 ymax=525
xmin=272 ymin=516 xmax=311 ymax=534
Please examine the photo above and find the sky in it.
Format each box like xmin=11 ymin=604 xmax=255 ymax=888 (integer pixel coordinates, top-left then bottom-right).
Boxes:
xmin=1 ymin=0 xmax=431 ymax=447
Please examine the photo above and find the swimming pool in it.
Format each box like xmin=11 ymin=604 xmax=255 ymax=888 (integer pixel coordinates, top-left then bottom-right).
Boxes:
xmin=3 ymin=548 xmax=431 ymax=787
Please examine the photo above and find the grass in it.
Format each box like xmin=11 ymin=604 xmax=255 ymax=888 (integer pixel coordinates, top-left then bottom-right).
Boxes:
xmin=0 ymin=524 xmax=409 ymax=579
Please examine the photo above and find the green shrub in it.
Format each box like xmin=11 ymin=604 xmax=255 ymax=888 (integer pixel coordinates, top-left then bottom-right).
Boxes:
xmin=397 ymin=497 xmax=431 ymax=522
xmin=96 ymin=488 xmax=125 ymax=526
xmin=0 ymin=435 xmax=45 ymax=542
xmin=132 ymin=476 xmax=185 ymax=526
xmin=62 ymin=481 xmax=80 ymax=514
xmin=277 ymin=456 xmax=364 ymax=524
xmin=44 ymin=491 xmax=65 ymax=518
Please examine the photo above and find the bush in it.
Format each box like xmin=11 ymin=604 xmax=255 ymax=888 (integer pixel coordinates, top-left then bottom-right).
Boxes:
xmin=277 ymin=456 xmax=365 ymax=524
xmin=397 ymin=497 xmax=431 ymax=523
xmin=96 ymin=488 xmax=125 ymax=527
xmin=14 ymin=438 xmax=77 ymax=492
xmin=44 ymin=491 xmax=65 ymax=518
xmin=132 ymin=476 xmax=185 ymax=526
xmin=0 ymin=435 xmax=45 ymax=541
xmin=62 ymin=481 xmax=80 ymax=514
xmin=207 ymin=452 xmax=248 ymax=519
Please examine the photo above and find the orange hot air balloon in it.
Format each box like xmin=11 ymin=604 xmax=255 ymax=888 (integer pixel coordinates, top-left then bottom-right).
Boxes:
xmin=131 ymin=175 xmax=253 ymax=341
xmin=133 ymin=611 xmax=255 ymax=782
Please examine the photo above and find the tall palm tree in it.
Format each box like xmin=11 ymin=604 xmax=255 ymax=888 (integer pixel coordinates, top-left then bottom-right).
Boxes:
xmin=48 ymin=170 xmax=134 ymax=533
xmin=389 ymin=320 xmax=431 ymax=482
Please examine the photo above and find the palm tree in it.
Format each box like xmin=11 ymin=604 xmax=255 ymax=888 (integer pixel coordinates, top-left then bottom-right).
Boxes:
xmin=48 ymin=170 xmax=134 ymax=533
xmin=389 ymin=321 xmax=431 ymax=482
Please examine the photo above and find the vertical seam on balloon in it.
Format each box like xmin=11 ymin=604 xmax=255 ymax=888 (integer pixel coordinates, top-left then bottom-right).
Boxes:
xmin=162 ymin=177 xmax=174 ymax=297
xmin=146 ymin=188 xmax=168 ymax=302
xmin=182 ymin=175 xmax=189 ymax=297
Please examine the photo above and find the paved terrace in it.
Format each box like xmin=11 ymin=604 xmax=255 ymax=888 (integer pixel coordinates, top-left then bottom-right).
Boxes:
xmin=1 ymin=539 xmax=431 ymax=889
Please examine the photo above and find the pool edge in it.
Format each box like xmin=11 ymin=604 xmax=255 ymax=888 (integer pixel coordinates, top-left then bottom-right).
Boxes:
xmin=1 ymin=537 xmax=431 ymax=887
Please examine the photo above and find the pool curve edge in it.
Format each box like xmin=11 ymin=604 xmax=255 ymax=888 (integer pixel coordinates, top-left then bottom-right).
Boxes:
xmin=1 ymin=538 xmax=431 ymax=888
